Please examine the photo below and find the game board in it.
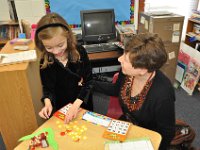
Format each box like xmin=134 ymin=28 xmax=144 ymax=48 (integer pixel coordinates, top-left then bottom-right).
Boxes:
xmin=54 ymin=103 xmax=81 ymax=120
xmin=82 ymin=111 xmax=111 ymax=127
xmin=103 ymin=119 xmax=130 ymax=141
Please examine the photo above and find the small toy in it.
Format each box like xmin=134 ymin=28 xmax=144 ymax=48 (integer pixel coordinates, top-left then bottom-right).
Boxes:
xmin=18 ymin=128 xmax=58 ymax=150
xmin=28 ymin=132 xmax=48 ymax=150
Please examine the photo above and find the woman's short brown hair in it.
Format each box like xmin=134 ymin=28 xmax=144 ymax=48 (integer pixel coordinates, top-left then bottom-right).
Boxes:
xmin=124 ymin=33 xmax=167 ymax=72
xmin=35 ymin=12 xmax=79 ymax=69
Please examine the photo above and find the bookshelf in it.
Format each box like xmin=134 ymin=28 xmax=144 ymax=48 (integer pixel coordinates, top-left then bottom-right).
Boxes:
xmin=184 ymin=18 xmax=200 ymax=92
xmin=0 ymin=21 xmax=19 ymax=49
xmin=185 ymin=18 xmax=200 ymax=50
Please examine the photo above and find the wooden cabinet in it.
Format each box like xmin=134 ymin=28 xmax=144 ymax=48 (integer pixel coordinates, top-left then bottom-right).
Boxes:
xmin=0 ymin=42 xmax=44 ymax=150
xmin=185 ymin=18 xmax=200 ymax=49
xmin=0 ymin=21 xmax=19 ymax=49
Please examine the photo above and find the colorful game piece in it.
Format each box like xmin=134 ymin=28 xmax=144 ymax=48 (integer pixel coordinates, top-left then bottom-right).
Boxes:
xmin=60 ymin=132 xmax=66 ymax=136
xmin=103 ymin=119 xmax=131 ymax=141
xmin=58 ymin=121 xmax=88 ymax=142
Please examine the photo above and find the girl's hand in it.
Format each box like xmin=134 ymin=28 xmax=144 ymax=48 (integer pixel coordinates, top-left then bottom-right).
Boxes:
xmin=64 ymin=99 xmax=83 ymax=124
xmin=39 ymin=98 xmax=53 ymax=119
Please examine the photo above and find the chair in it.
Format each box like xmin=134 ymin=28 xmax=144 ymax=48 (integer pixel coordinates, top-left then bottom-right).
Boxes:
xmin=106 ymin=72 xmax=123 ymax=119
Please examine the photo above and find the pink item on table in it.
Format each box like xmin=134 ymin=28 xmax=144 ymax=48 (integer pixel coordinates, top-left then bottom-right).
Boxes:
xmin=31 ymin=24 xmax=37 ymax=40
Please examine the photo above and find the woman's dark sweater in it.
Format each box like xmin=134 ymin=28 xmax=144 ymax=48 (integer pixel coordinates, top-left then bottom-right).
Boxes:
xmin=93 ymin=70 xmax=175 ymax=149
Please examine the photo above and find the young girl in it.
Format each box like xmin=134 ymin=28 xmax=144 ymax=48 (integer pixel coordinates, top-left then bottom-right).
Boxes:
xmin=35 ymin=13 xmax=93 ymax=123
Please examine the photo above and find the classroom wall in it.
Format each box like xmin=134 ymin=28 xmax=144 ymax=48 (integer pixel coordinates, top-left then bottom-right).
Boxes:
xmin=0 ymin=0 xmax=10 ymax=21
xmin=14 ymin=0 xmax=46 ymax=32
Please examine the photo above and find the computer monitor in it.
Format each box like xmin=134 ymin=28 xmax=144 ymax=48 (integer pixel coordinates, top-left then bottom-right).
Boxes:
xmin=80 ymin=9 xmax=116 ymax=44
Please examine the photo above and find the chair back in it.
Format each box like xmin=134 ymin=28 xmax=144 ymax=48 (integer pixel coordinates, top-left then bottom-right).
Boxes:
xmin=106 ymin=72 xmax=123 ymax=119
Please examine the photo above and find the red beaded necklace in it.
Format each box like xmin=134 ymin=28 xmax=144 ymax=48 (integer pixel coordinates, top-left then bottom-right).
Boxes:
xmin=121 ymin=72 xmax=154 ymax=111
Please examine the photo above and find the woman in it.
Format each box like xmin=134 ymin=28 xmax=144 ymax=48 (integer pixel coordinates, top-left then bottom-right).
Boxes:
xmin=92 ymin=33 xmax=175 ymax=149
xmin=35 ymin=13 xmax=93 ymax=124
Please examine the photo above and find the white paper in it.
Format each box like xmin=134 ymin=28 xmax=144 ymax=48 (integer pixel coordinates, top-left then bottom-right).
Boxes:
xmin=173 ymin=23 xmax=180 ymax=31
xmin=140 ymin=16 xmax=145 ymax=24
xmin=144 ymin=20 xmax=149 ymax=30
xmin=168 ymin=51 xmax=175 ymax=60
xmin=172 ymin=31 xmax=180 ymax=43
xmin=108 ymin=139 xmax=154 ymax=150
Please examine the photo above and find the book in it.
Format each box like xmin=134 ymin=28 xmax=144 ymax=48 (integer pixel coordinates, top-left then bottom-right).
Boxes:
xmin=175 ymin=61 xmax=187 ymax=83
xmin=104 ymin=138 xmax=154 ymax=150
xmin=178 ymin=50 xmax=190 ymax=66
xmin=181 ymin=58 xmax=200 ymax=95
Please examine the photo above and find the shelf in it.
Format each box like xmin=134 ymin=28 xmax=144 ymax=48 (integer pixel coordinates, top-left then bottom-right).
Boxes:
xmin=0 ymin=21 xmax=18 ymax=26
xmin=0 ymin=39 xmax=9 ymax=45
xmin=185 ymin=18 xmax=200 ymax=48
xmin=186 ymin=32 xmax=200 ymax=40
xmin=188 ymin=18 xmax=200 ymax=24
xmin=0 ymin=21 xmax=19 ymax=48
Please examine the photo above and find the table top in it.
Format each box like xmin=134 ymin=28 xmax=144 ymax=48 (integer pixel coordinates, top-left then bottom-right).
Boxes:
xmin=15 ymin=109 xmax=161 ymax=150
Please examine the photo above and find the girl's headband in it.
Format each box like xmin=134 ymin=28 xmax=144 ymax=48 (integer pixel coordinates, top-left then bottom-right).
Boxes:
xmin=36 ymin=23 xmax=69 ymax=35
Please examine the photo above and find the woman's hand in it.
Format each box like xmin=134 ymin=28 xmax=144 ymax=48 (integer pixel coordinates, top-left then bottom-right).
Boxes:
xmin=64 ymin=99 xmax=83 ymax=124
xmin=39 ymin=98 xmax=53 ymax=119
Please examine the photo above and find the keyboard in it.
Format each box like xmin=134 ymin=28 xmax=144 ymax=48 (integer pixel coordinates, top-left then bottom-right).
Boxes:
xmin=0 ymin=50 xmax=37 ymax=66
xmin=83 ymin=42 xmax=119 ymax=54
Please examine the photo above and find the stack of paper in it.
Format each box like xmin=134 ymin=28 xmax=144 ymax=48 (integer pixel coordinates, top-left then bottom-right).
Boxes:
xmin=105 ymin=138 xmax=154 ymax=150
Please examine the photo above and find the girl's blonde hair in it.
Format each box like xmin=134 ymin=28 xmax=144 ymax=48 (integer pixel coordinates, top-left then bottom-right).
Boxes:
xmin=35 ymin=13 xmax=79 ymax=69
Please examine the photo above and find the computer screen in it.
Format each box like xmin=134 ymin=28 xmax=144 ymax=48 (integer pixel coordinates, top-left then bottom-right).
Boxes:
xmin=80 ymin=9 xmax=116 ymax=44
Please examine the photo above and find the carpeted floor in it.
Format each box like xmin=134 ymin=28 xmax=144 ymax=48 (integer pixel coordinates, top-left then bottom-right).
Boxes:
xmin=175 ymin=88 xmax=200 ymax=148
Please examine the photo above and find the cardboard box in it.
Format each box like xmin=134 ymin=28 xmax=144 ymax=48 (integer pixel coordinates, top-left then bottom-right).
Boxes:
xmin=138 ymin=12 xmax=184 ymax=43
xmin=116 ymin=25 xmax=135 ymax=43
xmin=160 ymin=43 xmax=180 ymax=83
xmin=138 ymin=12 xmax=184 ymax=83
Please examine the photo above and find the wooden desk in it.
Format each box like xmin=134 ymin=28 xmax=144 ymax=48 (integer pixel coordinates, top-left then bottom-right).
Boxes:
xmin=15 ymin=110 xmax=161 ymax=150
xmin=0 ymin=42 xmax=44 ymax=150
xmin=88 ymin=50 xmax=122 ymax=61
